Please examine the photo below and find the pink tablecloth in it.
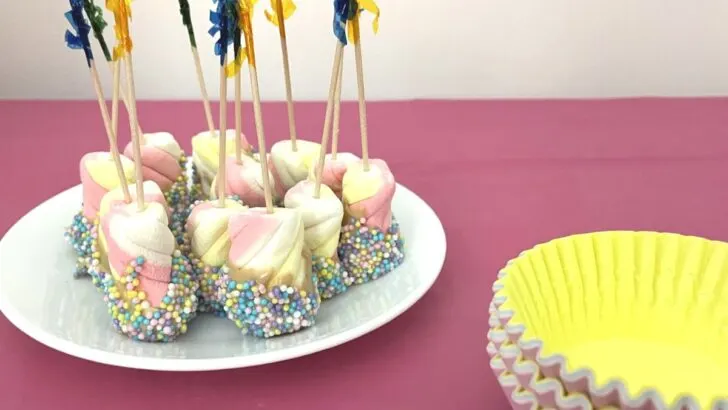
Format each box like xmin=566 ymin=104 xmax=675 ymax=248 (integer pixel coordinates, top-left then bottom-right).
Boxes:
xmin=1 ymin=99 xmax=728 ymax=409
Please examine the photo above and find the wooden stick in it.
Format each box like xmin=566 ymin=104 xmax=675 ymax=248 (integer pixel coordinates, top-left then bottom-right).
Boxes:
xmin=248 ymin=65 xmax=274 ymax=213
xmin=314 ymin=42 xmax=344 ymax=198
xmin=217 ymin=61 xmax=228 ymax=208
xmin=90 ymin=61 xmax=131 ymax=203
xmin=234 ymin=67 xmax=243 ymax=164
xmin=124 ymin=54 xmax=146 ymax=211
xmin=351 ymin=17 xmax=369 ymax=171
xmin=331 ymin=50 xmax=344 ymax=160
xmin=275 ymin=0 xmax=297 ymax=151
xmin=192 ymin=46 xmax=216 ymax=135
xmin=107 ymin=61 xmax=143 ymax=140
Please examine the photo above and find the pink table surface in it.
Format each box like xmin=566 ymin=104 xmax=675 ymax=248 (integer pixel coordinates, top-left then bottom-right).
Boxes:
xmin=1 ymin=99 xmax=728 ymax=409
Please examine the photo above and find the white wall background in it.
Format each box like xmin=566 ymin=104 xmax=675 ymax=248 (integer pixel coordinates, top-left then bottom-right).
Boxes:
xmin=2 ymin=1 xmax=728 ymax=100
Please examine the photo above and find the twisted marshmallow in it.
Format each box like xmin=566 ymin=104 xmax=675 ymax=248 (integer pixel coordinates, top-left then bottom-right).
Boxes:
xmin=123 ymin=132 xmax=183 ymax=192
xmin=341 ymin=159 xmax=396 ymax=231
xmin=186 ymin=201 xmax=247 ymax=267
xmin=192 ymin=130 xmax=250 ymax=197
xmin=227 ymin=208 xmax=311 ymax=291
xmin=80 ymin=152 xmax=136 ymax=220
xmin=100 ymin=202 xmax=175 ymax=306
xmin=99 ymin=180 xmax=169 ymax=220
xmin=284 ymin=180 xmax=344 ymax=258
xmin=210 ymin=155 xmax=277 ymax=207
xmin=307 ymin=152 xmax=360 ymax=198
xmin=270 ymin=140 xmax=320 ymax=195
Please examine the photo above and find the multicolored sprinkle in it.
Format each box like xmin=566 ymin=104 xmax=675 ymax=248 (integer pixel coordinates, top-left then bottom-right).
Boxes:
xmin=167 ymin=154 xmax=193 ymax=248
xmin=220 ymin=275 xmax=321 ymax=339
xmin=188 ymin=160 xmax=204 ymax=205
xmin=338 ymin=216 xmax=405 ymax=285
xmin=63 ymin=211 xmax=95 ymax=277
xmin=313 ymin=255 xmax=352 ymax=300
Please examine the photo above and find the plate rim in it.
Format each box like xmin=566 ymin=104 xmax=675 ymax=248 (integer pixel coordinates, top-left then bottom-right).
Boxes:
xmin=0 ymin=183 xmax=446 ymax=372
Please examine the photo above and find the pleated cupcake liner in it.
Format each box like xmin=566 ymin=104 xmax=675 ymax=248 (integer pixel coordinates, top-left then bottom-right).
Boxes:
xmin=488 ymin=303 xmax=592 ymax=410
xmin=489 ymin=232 xmax=728 ymax=410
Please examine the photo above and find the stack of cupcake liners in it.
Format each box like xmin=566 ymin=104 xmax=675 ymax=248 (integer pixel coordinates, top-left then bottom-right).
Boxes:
xmin=487 ymin=232 xmax=728 ymax=410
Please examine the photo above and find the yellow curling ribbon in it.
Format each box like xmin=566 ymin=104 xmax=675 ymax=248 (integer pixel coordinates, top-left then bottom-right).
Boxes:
xmin=264 ymin=0 xmax=296 ymax=26
xmin=225 ymin=48 xmax=247 ymax=78
xmin=106 ymin=0 xmax=133 ymax=61
xmin=238 ymin=0 xmax=258 ymax=68
xmin=347 ymin=0 xmax=379 ymax=44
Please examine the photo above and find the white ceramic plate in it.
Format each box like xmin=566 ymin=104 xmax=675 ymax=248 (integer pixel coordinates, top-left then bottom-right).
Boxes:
xmin=0 ymin=184 xmax=446 ymax=371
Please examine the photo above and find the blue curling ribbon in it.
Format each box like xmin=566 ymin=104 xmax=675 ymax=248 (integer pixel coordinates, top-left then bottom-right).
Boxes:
xmin=65 ymin=0 xmax=94 ymax=67
xmin=332 ymin=0 xmax=355 ymax=45
xmin=209 ymin=0 xmax=238 ymax=65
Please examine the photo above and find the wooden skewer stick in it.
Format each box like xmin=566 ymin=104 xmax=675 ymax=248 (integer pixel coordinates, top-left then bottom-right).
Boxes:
xmin=275 ymin=0 xmax=298 ymax=151
xmin=351 ymin=17 xmax=369 ymax=171
xmin=107 ymin=61 xmax=143 ymax=139
xmin=192 ymin=46 xmax=216 ymax=135
xmin=235 ymin=66 xmax=243 ymax=164
xmin=124 ymin=54 xmax=146 ymax=211
xmin=314 ymin=42 xmax=344 ymax=198
xmin=90 ymin=60 xmax=131 ymax=203
xmin=217 ymin=60 xmax=228 ymax=208
xmin=330 ymin=50 xmax=344 ymax=160
xmin=249 ymin=64 xmax=274 ymax=213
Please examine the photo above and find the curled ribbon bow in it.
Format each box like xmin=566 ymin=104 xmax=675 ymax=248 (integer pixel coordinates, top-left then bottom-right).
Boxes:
xmin=346 ymin=0 xmax=379 ymax=44
xmin=65 ymin=0 xmax=94 ymax=67
xmin=209 ymin=0 xmax=238 ymax=65
xmin=264 ymin=0 xmax=296 ymax=27
xmin=106 ymin=0 xmax=133 ymax=61
xmin=332 ymin=0 xmax=352 ymax=45
xmin=83 ymin=0 xmax=112 ymax=61
xmin=178 ymin=0 xmax=197 ymax=48
xmin=225 ymin=15 xmax=246 ymax=78
xmin=238 ymin=0 xmax=258 ymax=68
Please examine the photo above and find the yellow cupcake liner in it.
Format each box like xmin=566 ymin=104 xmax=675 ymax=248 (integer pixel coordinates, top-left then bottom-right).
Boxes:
xmin=488 ymin=304 xmax=592 ymax=409
xmin=490 ymin=231 xmax=728 ymax=410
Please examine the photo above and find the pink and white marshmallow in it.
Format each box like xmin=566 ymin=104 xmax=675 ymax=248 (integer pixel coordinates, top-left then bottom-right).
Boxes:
xmin=210 ymin=155 xmax=277 ymax=207
xmin=341 ymin=159 xmax=396 ymax=231
xmin=307 ymin=153 xmax=360 ymax=198
xmin=227 ymin=208 xmax=311 ymax=290
xmin=100 ymin=202 xmax=175 ymax=306
xmin=284 ymin=180 xmax=344 ymax=258
xmin=80 ymin=152 xmax=136 ymax=220
xmin=123 ymin=132 xmax=183 ymax=192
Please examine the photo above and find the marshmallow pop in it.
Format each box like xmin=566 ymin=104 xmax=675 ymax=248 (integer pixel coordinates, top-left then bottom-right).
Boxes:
xmin=339 ymin=159 xmax=405 ymax=283
xmin=85 ymin=0 xmax=198 ymax=342
xmin=186 ymin=1 xmax=257 ymax=314
xmin=218 ymin=6 xmax=320 ymax=337
xmin=333 ymin=0 xmax=405 ymax=284
xmin=282 ymin=40 xmax=354 ymax=300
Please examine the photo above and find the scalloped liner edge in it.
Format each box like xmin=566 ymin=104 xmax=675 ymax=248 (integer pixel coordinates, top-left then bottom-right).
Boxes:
xmin=490 ymin=242 xmax=728 ymax=410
